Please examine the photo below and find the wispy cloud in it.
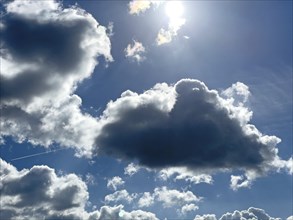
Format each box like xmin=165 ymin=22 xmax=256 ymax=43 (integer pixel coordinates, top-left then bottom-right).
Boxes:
xmin=124 ymin=40 xmax=146 ymax=63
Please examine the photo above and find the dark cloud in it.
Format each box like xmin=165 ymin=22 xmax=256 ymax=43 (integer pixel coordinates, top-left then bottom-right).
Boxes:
xmin=95 ymin=79 xmax=282 ymax=174
xmin=0 ymin=158 xmax=159 ymax=220
xmin=0 ymin=0 xmax=112 ymax=151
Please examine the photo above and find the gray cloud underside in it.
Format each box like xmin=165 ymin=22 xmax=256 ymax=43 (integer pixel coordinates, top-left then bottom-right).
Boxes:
xmin=95 ymin=79 xmax=284 ymax=175
xmin=0 ymin=158 xmax=158 ymax=220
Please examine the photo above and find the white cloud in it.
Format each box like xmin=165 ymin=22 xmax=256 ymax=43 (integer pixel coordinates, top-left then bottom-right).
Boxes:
xmin=219 ymin=207 xmax=281 ymax=220
xmin=158 ymin=167 xmax=213 ymax=185
xmin=180 ymin=203 xmax=199 ymax=215
xmin=194 ymin=207 xmax=283 ymax=220
xmin=107 ymin=176 xmax=125 ymax=191
xmin=156 ymin=17 xmax=186 ymax=45
xmin=124 ymin=163 xmax=141 ymax=176
xmin=287 ymin=216 xmax=293 ymax=220
xmin=98 ymin=205 xmax=158 ymax=220
xmin=154 ymin=186 xmax=200 ymax=208
xmin=85 ymin=173 xmax=97 ymax=186
xmin=138 ymin=192 xmax=155 ymax=208
xmin=124 ymin=40 xmax=146 ymax=63
xmin=104 ymin=189 xmax=136 ymax=204
xmin=0 ymin=0 xmax=112 ymax=157
xmin=128 ymin=0 xmax=161 ymax=15
xmin=194 ymin=214 xmax=217 ymax=220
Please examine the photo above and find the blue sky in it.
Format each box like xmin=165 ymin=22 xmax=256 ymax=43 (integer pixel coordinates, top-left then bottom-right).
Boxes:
xmin=0 ymin=0 xmax=292 ymax=219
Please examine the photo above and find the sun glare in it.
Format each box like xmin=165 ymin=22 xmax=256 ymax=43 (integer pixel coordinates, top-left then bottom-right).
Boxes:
xmin=165 ymin=1 xmax=184 ymax=20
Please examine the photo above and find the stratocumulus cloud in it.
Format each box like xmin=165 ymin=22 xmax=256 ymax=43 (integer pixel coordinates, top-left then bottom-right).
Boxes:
xmin=0 ymin=158 xmax=159 ymax=220
xmin=0 ymin=0 xmax=112 ymax=156
xmin=95 ymin=79 xmax=291 ymax=183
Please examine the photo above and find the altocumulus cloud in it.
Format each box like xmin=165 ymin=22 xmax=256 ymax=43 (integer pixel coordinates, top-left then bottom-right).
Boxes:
xmin=95 ymin=79 xmax=292 ymax=187
xmin=0 ymin=158 xmax=159 ymax=220
xmin=0 ymin=0 xmax=112 ymax=156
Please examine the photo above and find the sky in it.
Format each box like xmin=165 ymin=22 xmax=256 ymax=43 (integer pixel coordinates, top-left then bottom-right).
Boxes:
xmin=0 ymin=0 xmax=292 ymax=219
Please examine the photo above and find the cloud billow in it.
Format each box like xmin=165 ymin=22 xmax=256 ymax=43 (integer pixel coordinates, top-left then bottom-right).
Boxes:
xmin=95 ymin=79 xmax=291 ymax=184
xmin=0 ymin=0 xmax=112 ymax=155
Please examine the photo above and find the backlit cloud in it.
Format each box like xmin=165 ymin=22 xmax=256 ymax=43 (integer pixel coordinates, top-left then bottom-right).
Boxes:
xmin=128 ymin=0 xmax=160 ymax=15
xmin=95 ymin=79 xmax=292 ymax=185
xmin=0 ymin=158 xmax=158 ymax=220
xmin=0 ymin=0 xmax=112 ymax=156
xmin=124 ymin=40 xmax=146 ymax=63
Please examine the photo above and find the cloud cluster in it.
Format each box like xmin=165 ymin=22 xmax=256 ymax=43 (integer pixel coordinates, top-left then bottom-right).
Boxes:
xmin=124 ymin=40 xmax=146 ymax=63
xmin=0 ymin=0 xmax=112 ymax=156
xmin=194 ymin=207 xmax=284 ymax=220
xmin=136 ymin=186 xmax=200 ymax=215
xmin=0 ymin=158 xmax=158 ymax=220
xmin=95 ymin=79 xmax=291 ymax=185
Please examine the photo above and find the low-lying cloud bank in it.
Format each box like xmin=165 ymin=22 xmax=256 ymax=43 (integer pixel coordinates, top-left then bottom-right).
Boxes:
xmin=0 ymin=158 xmax=158 ymax=220
xmin=195 ymin=207 xmax=292 ymax=220
xmin=1 ymin=158 xmax=291 ymax=220
xmin=95 ymin=79 xmax=292 ymax=187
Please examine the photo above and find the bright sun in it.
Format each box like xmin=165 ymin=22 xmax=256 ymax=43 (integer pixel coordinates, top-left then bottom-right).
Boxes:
xmin=165 ymin=1 xmax=184 ymax=20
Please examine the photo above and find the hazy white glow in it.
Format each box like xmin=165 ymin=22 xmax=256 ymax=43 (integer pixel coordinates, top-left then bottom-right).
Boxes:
xmin=165 ymin=1 xmax=184 ymax=20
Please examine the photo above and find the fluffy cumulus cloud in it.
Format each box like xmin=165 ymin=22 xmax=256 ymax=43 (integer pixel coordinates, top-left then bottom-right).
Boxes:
xmin=137 ymin=186 xmax=200 ymax=211
xmin=219 ymin=207 xmax=282 ymax=220
xmin=104 ymin=189 xmax=137 ymax=204
xmin=180 ymin=203 xmax=199 ymax=216
xmin=0 ymin=0 xmax=112 ymax=156
xmin=107 ymin=176 xmax=125 ymax=191
xmin=95 ymin=79 xmax=292 ymax=185
xmin=124 ymin=163 xmax=141 ymax=176
xmin=194 ymin=214 xmax=217 ymax=220
xmin=0 ymin=157 xmax=93 ymax=219
xmin=124 ymin=40 xmax=146 ymax=63
xmin=0 ymin=158 xmax=158 ymax=220
xmin=194 ymin=207 xmax=287 ymax=220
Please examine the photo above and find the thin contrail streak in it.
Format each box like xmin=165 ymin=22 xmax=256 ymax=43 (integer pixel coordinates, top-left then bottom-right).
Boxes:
xmin=11 ymin=148 xmax=65 ymax=161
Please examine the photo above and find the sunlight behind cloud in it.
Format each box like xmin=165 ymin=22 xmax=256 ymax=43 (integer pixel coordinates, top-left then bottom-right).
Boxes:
xmin=165 ymin=1 xmax=184 ymax=20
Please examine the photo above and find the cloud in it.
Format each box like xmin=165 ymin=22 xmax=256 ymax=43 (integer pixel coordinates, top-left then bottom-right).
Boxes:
xmin=287 ymin=216 xmax=293 ymax=220
xmin=194 ymin=214 xmax=217 ymax=220
xmin=219 ymin=207 xmax=281 ymax=220
xmin=0 ymin=157 xmax=93 ymax=219
xmin=180 ymin=203 xmax=199 ymax=216
xmin=128 ymin=0 xmax=160 ymax=15
xmin=107 ymin=176 xmax=125 ymax=191
xmin=104 ymin=189 xmax=137 ymax=204
xmin=98 ymin=205 xmax=158 ymax=220
xmin=194 ymin=207 xmax=284 ymax=220
xmin=124 ymin=163 xmax=141 ymax=176
xmin=138 ymin=192 xmax=155 ymax=208
xmin=124 ymin=40 xmax=146 ymax=63
xmin=158 ymin=167 xmax=213 ymax=185
xmin=95 ymin=79 xmax=291 ymax=184
xmin=154 ymin=186 xmax=200 ymax=208
xmin=0 ymin=158 xmax=158 ymax=220
xmin=156 ymin=2 xmax=186 ymax=45
xmin=0 ymin=0 xmax=112 ymax=156
xmin=156 ymin=17 xmax=186 ymax=45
